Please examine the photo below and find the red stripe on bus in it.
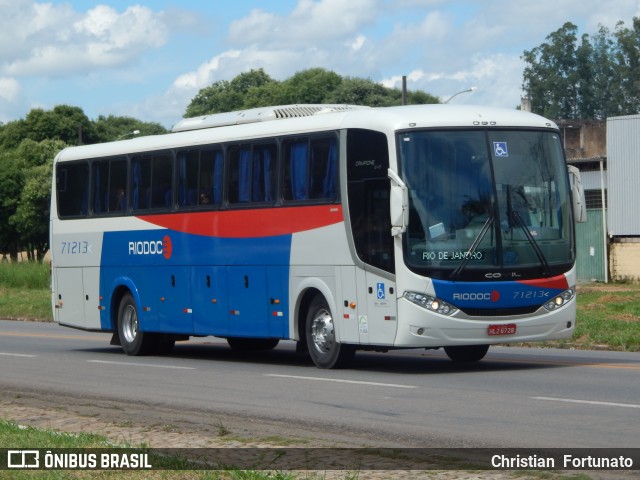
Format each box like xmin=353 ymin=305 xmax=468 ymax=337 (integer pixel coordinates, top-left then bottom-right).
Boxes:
xmin=139 ymin=205 xmax=343 ymax=238
xmin=517 ymin=275 xmax=569 ymax=291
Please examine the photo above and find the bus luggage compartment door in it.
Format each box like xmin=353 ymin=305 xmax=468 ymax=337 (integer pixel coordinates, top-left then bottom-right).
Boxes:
xmin=227 ymin=266 xmax=269 ymax=337
xmin=192 ymin=266 xmax=228 ymax=336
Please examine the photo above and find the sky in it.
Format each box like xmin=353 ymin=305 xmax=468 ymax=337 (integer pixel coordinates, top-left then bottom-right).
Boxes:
xmin=1 ymin=0 xmax=639 ymax=129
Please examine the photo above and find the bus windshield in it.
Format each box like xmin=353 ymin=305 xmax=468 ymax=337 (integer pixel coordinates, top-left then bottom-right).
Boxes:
xmin=399 ymin=129 xmax=574 ymax=280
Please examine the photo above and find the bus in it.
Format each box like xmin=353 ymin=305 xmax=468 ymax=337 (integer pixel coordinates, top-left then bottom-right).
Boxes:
xmin=50 ymin=103 xmax=586 ymax=368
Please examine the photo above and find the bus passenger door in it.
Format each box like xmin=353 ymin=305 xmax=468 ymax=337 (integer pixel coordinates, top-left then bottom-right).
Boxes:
xmin=191 ymin=266 xmax=228 ymax=336
xmin=363 ymin=271 xmax=398 ymax=345
xmin=227 ymin=266 xmax=269 ymax=337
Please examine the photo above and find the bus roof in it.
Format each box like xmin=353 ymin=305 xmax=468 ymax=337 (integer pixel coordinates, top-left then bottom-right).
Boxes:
xmin=55 ymin=104 xmax=558 ymax=163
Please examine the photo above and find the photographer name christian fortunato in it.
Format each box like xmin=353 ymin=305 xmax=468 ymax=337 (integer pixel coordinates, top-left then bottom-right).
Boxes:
xmin=492 ymin=453 xmax=634 ymax=469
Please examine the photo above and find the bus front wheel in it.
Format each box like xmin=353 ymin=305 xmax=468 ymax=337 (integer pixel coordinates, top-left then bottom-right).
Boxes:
xmin=117 ymin=292 xmax=155 ymax=356
xmin=305 ymin=295 xmax=355 ymax=369
xmin=444 ymin=344 xmax=489 ymax=362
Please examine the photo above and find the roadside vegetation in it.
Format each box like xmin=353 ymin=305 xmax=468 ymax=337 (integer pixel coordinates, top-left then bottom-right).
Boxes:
xmin=0 ymin=419 xmax=301 ymax=479
xmin=1 ymin=262 xmax=639 ymax=351
xmin=0 ymin=262 xmax=51 ymax=321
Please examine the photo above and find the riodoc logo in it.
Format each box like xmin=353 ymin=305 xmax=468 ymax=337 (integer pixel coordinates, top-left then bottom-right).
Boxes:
xmin=453 ymin=290 xmax=500 ymax=302
xmin=128 ymin=235 xmax=172 ymax=259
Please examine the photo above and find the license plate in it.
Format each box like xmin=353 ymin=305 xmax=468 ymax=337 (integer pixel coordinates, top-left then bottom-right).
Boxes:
xmin=488 ymin=324 xmax=517 ymax=336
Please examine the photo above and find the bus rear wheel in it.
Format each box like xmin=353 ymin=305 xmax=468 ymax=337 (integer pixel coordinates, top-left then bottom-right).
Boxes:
xmin=444 ymin=344 xmax=489 ymax=362
xmin=306 ymin=295 xmax=355 ymax=369
xmin=117 ymin=292 xmax=155 ymax=356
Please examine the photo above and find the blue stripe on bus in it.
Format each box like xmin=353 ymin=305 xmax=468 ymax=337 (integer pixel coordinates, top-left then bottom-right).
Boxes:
xmin=99 ymin=229 xmax=292 ymax=338
xmin=432 ymin=276 xmax=567 ymax=310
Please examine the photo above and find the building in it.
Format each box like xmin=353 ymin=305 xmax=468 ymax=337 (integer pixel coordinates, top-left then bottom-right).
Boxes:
xmin=606 ymin=114 xmax=640 ymax=282
xmin=558 ymin=120 xmax=608 ymax=282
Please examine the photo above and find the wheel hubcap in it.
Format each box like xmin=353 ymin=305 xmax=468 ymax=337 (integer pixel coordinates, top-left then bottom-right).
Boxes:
xmin=311 ymin=308 xmax=334 ymax=354
xmin=122 ymin=305 xmax=138 ymax=344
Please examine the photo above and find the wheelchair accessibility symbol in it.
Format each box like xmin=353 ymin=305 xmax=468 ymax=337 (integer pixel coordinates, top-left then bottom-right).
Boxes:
xmin=493 ymin=142 xmax=509 ymax=157
xmin=376 ymin=283 xmax=385 ymax=300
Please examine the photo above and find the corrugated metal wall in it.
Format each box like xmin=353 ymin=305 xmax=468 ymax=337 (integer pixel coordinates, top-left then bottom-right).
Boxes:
xmin=576 ymin=209 xmax=605 ymax=282
xmin=606 ymin=114 xmax=640 ymax=236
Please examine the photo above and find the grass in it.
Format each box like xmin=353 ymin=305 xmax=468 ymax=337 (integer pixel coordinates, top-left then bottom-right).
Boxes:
xmin=0 ymin=262 xmax=52 ymax=321
xmin=0 ymin=419 xmax=301 ymax=479
xmin=0 ymin=261 xmax=50 ymax=289
xmin=1 ymin=262 xmax=639 ymax=351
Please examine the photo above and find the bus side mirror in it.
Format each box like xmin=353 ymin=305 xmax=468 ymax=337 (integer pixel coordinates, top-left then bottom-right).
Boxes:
xmin=568 ymin=165 xmax=586 ymax=223
xmin=388 ymin=169 xmax=408 ymax=236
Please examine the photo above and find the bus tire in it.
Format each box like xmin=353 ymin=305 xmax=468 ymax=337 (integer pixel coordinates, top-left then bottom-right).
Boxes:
xmin=444 ymin=344 xmax=489 ymax=362
xmin=306 ymin=294 xmax=355 ymax=369
xmin=227 ymin=338 xmax=279 ymax=351
xmin=117 ymin=292 xmax=154 ymax=356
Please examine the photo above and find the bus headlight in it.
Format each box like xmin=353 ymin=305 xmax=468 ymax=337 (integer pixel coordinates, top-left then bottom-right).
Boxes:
xmin=543 ymin=288 xmax=575 ymax=311
xmin=404 ymin=291 xmax=458 ymax=316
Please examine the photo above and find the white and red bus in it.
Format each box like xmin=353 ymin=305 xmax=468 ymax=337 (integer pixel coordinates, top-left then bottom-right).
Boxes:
xmin=50 ymin=104 xmax=585 ymax=368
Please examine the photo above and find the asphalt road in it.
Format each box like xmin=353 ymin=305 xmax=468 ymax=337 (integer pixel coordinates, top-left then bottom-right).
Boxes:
xmin=1 ymin=319 xmax=639 ymax=449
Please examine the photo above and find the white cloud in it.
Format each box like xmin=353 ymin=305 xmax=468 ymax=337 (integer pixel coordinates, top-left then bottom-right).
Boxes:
xmin=173 ymin=50 xmax=243 ymax=90
xmin=229 ymin=0 xmax=380 ymax=47
xmin=349 ymin=35 xmax=367 ymax=52
xmin=1 ymin=2 xmax=171 ymax=77
xmin=0 ymin=77 xmax=22 ymax=103
xmin=0 ymin=76 xmax=25 ymax=123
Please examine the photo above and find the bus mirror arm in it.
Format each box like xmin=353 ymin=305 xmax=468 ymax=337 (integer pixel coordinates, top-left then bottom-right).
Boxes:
xmin=388 ymin=169 xmax=409 ymax=236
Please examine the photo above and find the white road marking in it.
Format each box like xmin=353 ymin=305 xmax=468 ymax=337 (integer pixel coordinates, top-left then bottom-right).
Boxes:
xmin=0 ymin=352 xmax=36 ymax=357
xmin=87 ymin=360 xmax=195 ymax=370
xmin=532 ymin=396 xmax=640 ymax=409
xmin=265 ymin=374 xmax=417 ymax=389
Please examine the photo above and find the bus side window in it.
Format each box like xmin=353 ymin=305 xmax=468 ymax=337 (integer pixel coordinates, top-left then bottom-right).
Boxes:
xmin=109 ymin=158 xmax=128 ymax=212
xmin=177 ymin=149 xmax=199 ymax=207
xmin=283 ymin=136 xmax=338 ymax=203
xmin=310 ymin=137 xmax=337 ymax=200
xmin=130 ymin=153 xmax=172 ymax=211
xmin=57 ymin=162 xmax=89 ymax=218
xmin=228 ymin=143 xmax=276 ymax=205
xmin=199 ymin=149 xmax=223 ymax=206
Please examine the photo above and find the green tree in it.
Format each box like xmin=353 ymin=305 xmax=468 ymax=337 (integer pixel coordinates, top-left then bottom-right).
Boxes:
xmin=522 ymin=22 xmax=581 ymax=119
xmin=523 ymin=18 xmax=640 ymax=119
xmin=1 ymin=105 xmax=96 ymax=149
xmin=243 ymin=81 xmax=289 ymax=109
xmin=229 ymin=68 xmax=275 ymax=94
xmin=326 ymin=76 xmax=394 ymax=106
xmin=0 ymin=151 xmax=25 ymax=261
xmin=280 ymin=68 xmax=343 ymax=104
xmin=184 ymin=68 xmax=277 ymax=117
xmin=184 ymin=68 xmax=440 ymax=117
xmin=93 ymin=115 xmax=168 ymax=142
xmin=3 ymin=139 xmax=66 ymax=261
xmin=11 ymin=162 xmax=53 ymax=261
xmin=612 ymin=18 xmax=640 ymax=114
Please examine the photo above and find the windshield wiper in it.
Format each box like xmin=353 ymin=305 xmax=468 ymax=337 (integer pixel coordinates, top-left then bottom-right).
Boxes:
xmin=449 ymin=215 xmax=494 ymax=279
xmin=509 ymin=211 xmax=551 ymax=276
